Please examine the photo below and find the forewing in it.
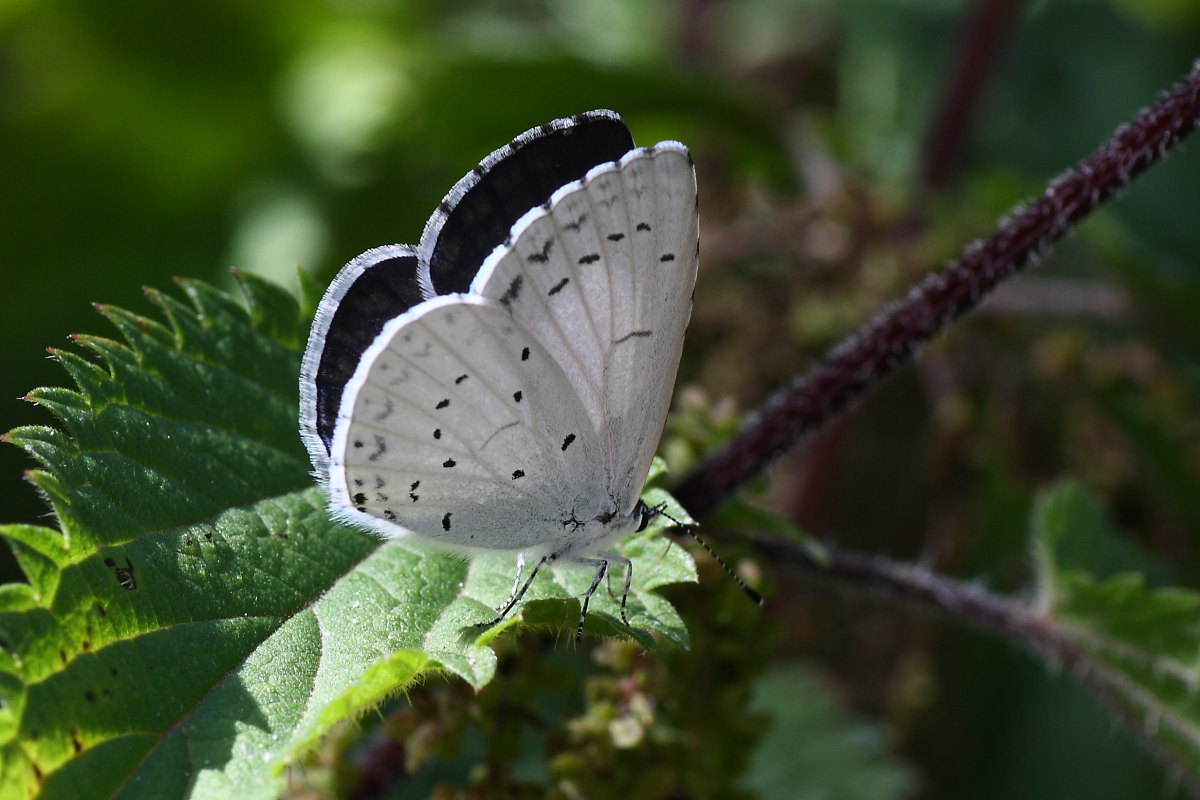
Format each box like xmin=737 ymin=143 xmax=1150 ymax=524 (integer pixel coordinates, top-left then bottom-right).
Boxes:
xmin=328 ymin=295 xmax=605 ymax=553
xmin=472 ymin=144 xmax=698 ymax=509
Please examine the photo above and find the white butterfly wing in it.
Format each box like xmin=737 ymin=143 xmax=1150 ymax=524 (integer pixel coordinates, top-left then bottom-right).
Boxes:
xmin=472 ymin=143 xmax=698 ymax=512
xmin=329 ymin=295 xmax=607 ymax=554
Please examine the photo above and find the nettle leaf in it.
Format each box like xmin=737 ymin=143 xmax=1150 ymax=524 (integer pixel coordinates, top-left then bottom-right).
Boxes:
xmin=739 ymin=665 xmax=915 ymax=800
xmin=0 ymin=273 xmax=696 ymax=800
xmin=1031 ymin=481 xmax=1200 ymax=776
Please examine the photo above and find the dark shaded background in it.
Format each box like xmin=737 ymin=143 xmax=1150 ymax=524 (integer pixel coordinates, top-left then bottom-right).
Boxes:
xmin=3 ymin=1 xmax=1199 ymax=797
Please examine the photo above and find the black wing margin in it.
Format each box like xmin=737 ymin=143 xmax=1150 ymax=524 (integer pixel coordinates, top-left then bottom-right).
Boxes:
xmin=300 ymin=244 xmax=425 ymax=466
xmin=419 ymin=110 xmax=635 ymax=296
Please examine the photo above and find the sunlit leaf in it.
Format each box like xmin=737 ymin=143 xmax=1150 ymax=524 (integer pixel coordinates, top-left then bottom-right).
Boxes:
xmin=0 ymin=274 xmax=694 ymax=800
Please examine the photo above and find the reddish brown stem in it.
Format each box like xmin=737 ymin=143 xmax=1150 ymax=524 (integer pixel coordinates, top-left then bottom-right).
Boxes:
xmin=920 ymin=0 xmax=1027 ymax=192
xmin=675 ymin=59 xmax=1200 ymax=517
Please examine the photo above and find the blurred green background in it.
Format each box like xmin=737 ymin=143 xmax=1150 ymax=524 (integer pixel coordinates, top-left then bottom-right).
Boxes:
xmin=3 ymin=1 xmax=1200 ymax=797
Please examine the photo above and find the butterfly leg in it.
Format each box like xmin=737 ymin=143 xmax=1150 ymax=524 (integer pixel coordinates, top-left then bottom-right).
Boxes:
xmin=573 ymin=557 xmax=610 ymax=643
xmin=478 ymin=553 xmax=554 ymax=631
xmin=507 ymin=551 xmax=527 ymax=603
xmin=598 ymin=551 xmax=632 ymax=627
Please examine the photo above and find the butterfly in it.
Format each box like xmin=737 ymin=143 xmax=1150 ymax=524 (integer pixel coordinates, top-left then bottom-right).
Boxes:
xmin=300 ymin=110 xmax=698 ymax=641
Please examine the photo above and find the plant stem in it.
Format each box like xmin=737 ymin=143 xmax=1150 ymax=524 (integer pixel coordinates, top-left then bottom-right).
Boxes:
xmin=751 ymin=533 xmax=1200 ymax=798
xmin=674 ymin=59 xmax=1200 ymax=517
xmin=918 ymin=0 xmax=1026 ymax=193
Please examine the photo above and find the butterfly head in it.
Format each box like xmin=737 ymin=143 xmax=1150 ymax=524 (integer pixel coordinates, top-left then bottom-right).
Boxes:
xmin=634 ymin=500 xmax=656 ymax=533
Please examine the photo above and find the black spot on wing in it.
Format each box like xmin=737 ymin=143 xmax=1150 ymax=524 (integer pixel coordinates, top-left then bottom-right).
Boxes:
xmin=521 ymin=347 xmax=530 ymax=361
xmin=513 ymin=390 xmax=523 ymax=403
xmin=527 ymin=239 xmax=554 ymax=263
xmin=512 ymin=469 xmax=525 ymax=480
xmin=368 ymin=435 xmax=387 ymax=461
xmin=548 ymin=277 xmax=569 ymax=296
xmin=561 ymin=433 xmax=576 ymax=451
xmin=578 ymin=253 xmax=601 ymax=265
xmin=499 ymin=275 xmax=524 ymax=308
xmin=372 ymin=398 xmax=395 ymax=422
xmin=615 ymin=330 xmax=652 ymax=344
xmin=435 ymin=398 xmax=450 ymax=410
xmin=636 ymin=222 xmax=651 ymax=231
xmin=660 ymin=253 xmax=675 ymax=262
xmin=606 ymin=232 xmax=625 ymax=242
xmin=455 ymin=374 xmax=469 ymax=384
xmin=442 ymin=513 xmax=452 ymax=531
xmin=443 ymin=458 xmax=456 ymax=468
xmin=563 ymin=214 xmax=588 ymax=232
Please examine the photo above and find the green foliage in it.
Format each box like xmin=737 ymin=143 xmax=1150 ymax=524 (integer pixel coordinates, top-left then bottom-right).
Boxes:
xmin=4 ymin=2 xmax=1200 ymax=798
xmin=740 ymin=665 xmax=915 ymax=800
xmin=312 ymin=585 xmax=774 ymax=799
xmin=0 ymin=276 xmax=695 ymax=800
xmin=1032 ymin=482 xmax=1200 ymax=779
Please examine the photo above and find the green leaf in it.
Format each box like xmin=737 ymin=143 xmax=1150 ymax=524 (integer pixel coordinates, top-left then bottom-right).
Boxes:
xmin=0 ymin=273 xmax=696 ymax=800
xmin=1030 ymin=480 xmax=1200 ymax=779
xmin=738 ymin=664 xmax=915 ymax=800
xmin=1031 ymin=479 xmax=1169 ymax=600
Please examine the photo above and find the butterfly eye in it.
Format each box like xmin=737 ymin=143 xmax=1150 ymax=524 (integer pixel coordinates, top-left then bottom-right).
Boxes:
xmin=635 ymin=501 xmax=655 ymax=532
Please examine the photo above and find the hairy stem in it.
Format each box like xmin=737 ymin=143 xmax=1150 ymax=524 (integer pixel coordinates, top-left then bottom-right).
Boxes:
xmin=675 ymin=60 xmax=1200 ymax=516
xmin=752 ymin=533 xmax=1200 ymax=798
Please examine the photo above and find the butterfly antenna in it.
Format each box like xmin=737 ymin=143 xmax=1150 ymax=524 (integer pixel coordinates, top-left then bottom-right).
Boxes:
xmin=652 ymin=504 xmax=763 ymax=606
